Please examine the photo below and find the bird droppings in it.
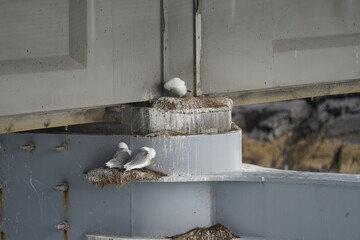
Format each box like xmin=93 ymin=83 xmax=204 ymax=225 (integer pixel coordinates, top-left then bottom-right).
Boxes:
xmin=170 ymin=224 xmax=239 ymax=240
xmin=152 ymin=96 xmax=233 ymax=112
xmin=86 ymin=167 xmax=167 ymax=188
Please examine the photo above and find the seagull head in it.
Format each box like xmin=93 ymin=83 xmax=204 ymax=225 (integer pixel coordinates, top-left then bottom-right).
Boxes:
xmin=142 ymin=147 xmax=156 ymax=160
xmin=118 ymin=142 xmax=129 ymax=150
xmin=149 ymin=148 xmax=156 ymax=159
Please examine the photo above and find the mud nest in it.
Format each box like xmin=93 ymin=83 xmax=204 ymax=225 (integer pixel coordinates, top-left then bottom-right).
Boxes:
xmin=170 ymin=224 xmax=239 ymax=240
xmin=86 ymin=167 xmax=167 ymax=187
xmin=152 ymin=96 xmax=233 ymax=111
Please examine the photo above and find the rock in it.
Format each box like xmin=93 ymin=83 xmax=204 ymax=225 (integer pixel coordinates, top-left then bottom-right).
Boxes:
xmin=233 ymin=99 xmax=311 ymax=140
xmin=242 ymin=134 xmax=360 ymax=173
xmin=242 ymin=135 xmax=286 ymax=169
xmin=322 ymin=113 xmax=360 ymax=141
xmin=236 ymin=95 xmax=360 ymax=173
xmin=339 ymin=143 xmax=360 ymax=174
xmin=288 ymin=137 xmax=342 ymax=172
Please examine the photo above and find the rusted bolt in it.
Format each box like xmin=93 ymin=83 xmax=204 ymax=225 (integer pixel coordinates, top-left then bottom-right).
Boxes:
xmin=53 ymin=183 xmax=69 ymax=192
xmin=54 ymin=143 xmax=68 ymax=152
xmin=20 ymin=143 xmax=35 ymax=152
xmin=54 ymin=221 xmax=69 ymax=230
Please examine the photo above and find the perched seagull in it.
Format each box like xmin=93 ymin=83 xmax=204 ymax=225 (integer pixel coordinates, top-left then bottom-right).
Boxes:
xmin=124 ymin=147 xmax=156 ymax=171
xmin=164 ymin=77 xmax=190 ymax=97
xmin=105 ymin=142 xmax=132 ymax=169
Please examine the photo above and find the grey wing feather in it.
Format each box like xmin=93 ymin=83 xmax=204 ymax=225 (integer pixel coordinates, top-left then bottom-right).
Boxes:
xmin=114 ymin=150 xmax=131 ymax=165
xmin=126 ymin=150 xmax=149 ymax=167
xmin=106 ymin=149 xmax=131 ymax=168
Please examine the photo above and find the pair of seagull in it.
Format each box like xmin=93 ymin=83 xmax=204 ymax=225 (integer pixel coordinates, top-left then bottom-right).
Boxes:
xmin=105 ymin=77 xmax=186 ymax=170
xmin=105 ymin=142 xmax=156 ymax=171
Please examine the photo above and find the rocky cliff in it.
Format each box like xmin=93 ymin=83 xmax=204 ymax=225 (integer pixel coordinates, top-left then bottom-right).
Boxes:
xmin=233 ymin=94 xmax=360 ymax=173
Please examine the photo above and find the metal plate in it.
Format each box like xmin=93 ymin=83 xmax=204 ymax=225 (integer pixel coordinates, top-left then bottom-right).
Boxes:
xmin=201 ymin=0 xmax=360 ymax=94
xmin=0 ymin=0 xmax=162 ymax=117
xmin=0 ymin=133 xmax=360 ymax=239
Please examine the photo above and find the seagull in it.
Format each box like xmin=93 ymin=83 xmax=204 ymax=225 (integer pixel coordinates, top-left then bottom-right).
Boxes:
xmin=164 ymin=77 xmax=191 ymax=97
xmin=105 ymin=142 xmax=131 ymax=169
xmin=124 ymin=147 xmax=156 ymax=171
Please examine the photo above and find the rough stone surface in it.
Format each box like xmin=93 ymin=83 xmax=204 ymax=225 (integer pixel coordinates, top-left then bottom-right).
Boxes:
xmin=233 ymin=99 xmax=311 ymax=140
xmin=122 ymin=97 xmax=233 ymax=135
xmin=236 ymin=94 xmax=360 ymax=173
xmin=242 ymin=135 xmax=286 ymax=169
xmin=242 ymin=134 xmax=360 ymax=173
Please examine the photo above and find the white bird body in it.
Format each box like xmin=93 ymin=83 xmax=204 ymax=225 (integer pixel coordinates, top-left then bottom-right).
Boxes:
xmin=105 ymin=142 xmax=131 ymax=169
xmin=124 ymin=147 xmax=156 ymax=171
xmin=164 ymin=77 xmax=188 ymax=97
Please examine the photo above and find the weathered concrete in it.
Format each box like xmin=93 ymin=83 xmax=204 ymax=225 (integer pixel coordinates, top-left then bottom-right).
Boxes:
xmin=121 ymin=97 xmax=233 ymax=135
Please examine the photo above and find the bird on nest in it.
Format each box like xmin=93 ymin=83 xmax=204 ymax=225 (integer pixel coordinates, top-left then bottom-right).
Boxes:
xmin=105 ymin=142 xmax=132 ymax=169
xmin=164 ymin=77 xmax=192 ymax=97
xmin=124 ymin=147 xmax=156 ymax=171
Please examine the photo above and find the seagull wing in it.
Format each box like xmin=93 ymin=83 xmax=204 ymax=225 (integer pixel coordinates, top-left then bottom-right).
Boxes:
xmin=106 ymin=149 xmax=131 ymax=168
xmin=124 ymin=149 xmax=150 ymax=171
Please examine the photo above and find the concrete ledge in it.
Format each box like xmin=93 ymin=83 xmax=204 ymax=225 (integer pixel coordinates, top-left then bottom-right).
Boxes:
xmin=121 ymin=97 xmax=233 ymax=135
xmin=87 ymin=235 xmax=265 ymax=240
xmin=87 ymin=236 xmax=245 ymax=240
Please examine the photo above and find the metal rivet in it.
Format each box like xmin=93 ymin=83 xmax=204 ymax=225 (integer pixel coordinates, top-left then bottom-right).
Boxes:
xmin=20 ymin=143 xmax=35 ymax=152
xmin=53 ymin=183 xmax=69 ymax=192
xmin=54 ymin=143 xmax=68 ymax=152
xmin=54 ymin=221 xmax=69 ymax=230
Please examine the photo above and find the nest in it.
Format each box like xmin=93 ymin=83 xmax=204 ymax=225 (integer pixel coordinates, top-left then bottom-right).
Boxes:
xmin=152 ymin=96 xmax=233 ymax=111
xmin=86 ymin=167 xmax=167 ymax=187
xmin=170 ymin=224 xmax=239 ymax=240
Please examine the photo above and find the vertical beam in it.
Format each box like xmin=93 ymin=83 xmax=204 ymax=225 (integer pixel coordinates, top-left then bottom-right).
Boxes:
xmin=194 ymin=0 xmax=202 ymax=96
xmin=161 ymin=0 xmax=169 ymax=91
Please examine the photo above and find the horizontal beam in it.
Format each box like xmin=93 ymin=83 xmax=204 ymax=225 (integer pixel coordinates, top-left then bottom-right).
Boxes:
xmin=1 ymin=79 xmax=359 ymax=134
xmin=213 ymin=79 xmax=360 ymax=106
xmin=0 ymin=107 xmax=106 ymax=134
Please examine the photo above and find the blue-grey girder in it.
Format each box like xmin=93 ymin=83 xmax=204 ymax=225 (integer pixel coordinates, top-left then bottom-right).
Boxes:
xmin=0 ymin=132 xmax=360 ymax=240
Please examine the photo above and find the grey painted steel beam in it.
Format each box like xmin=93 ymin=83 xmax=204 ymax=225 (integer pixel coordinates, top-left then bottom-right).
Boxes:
xmin=1 ymin=133 xmax=360 ymax=239
xmin=1 ymin=0 xmax=360 ymax=132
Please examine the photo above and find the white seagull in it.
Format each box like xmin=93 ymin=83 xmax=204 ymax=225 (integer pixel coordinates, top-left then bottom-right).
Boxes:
xmin=124 ymin=147 xmax=156 ymax=171
xmin=105 ymin=142 xmax=132 ymax=169
xmin=164 ymin=77 xmax=189 ymax=97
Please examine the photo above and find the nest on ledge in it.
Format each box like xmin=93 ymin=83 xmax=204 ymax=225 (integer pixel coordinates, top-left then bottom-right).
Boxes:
xmin=86 ymin=167 xmax=167 ymax=188
xmin=170 ymin=224 xmax=239 ymax=240
xmin=152 ymin=96 xmax=233 ymax=111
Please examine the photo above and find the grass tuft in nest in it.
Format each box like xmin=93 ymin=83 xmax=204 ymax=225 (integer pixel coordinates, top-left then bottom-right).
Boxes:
xmin=86 ymin=167 xmax=167 ymax=188
xmin=170 ymin=224 xmax=240 ymax=240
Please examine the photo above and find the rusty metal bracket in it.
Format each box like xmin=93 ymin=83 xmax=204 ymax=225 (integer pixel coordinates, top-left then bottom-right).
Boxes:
xmin=19 ymin=143 xmax=36 ymax=152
